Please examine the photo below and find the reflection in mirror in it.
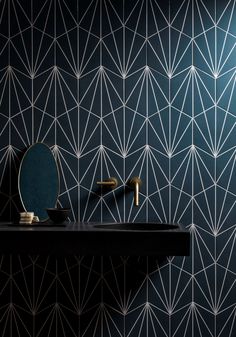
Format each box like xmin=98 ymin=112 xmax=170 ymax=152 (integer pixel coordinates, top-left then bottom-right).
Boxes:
xmin=18 ymin=143 xmax=59 ymax=221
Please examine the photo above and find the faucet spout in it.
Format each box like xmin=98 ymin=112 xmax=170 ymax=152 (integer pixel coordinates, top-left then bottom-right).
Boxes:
xmin=134 ymin=180 xmax=139 ymax=206
xmin=129 ymin=177 xmax=142 ymax=206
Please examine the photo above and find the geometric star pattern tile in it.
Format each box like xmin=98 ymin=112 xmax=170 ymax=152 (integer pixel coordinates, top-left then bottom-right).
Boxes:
xmin=0 ymin=0 xmax=236 ymax=336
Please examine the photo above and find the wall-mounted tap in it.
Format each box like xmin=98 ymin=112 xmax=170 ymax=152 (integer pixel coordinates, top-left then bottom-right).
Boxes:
xmin=97 ymin=177 xmax=118 ymax=189
xmin=128 ymin=176 xmax=142 ymax=206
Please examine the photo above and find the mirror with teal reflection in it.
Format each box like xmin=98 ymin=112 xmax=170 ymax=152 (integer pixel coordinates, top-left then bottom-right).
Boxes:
xmin=18 ymin=143 xmax=59 ymax=221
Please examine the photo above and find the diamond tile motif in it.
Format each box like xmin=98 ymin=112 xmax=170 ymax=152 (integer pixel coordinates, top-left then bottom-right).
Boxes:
xmin=0 ymin=0 xmax=236 ymax=336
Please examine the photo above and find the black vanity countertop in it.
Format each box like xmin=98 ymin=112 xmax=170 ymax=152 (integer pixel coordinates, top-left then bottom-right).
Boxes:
xmin=0 ymin=222 xmax=190 ymax=256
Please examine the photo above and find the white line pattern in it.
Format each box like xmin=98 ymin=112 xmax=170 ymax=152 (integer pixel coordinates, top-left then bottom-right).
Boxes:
xmin=0 ymin=0 xmax=236 ymax=336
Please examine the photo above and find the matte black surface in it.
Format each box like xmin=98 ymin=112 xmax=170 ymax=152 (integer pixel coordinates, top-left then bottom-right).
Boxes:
xmin=94 ymin=222 xmax=179 ymax=230
xmin=0 ymin=222 xmax=190 ymax=256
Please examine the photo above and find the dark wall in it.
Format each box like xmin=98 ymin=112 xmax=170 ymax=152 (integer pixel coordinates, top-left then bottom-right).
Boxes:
xmin=0 ymin=0 xmax=236 ymax=336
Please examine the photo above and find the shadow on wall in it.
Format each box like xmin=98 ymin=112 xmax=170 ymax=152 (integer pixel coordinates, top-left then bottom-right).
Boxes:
xmin=0 ymin=149 xmax=24 ymax=222
xmin=77 ymin=256 xmax=169 ymax=335
xmin=0 ymin=255 xmax=169 ymax=336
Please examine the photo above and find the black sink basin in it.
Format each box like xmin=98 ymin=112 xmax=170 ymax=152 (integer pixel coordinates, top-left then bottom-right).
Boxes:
xmin=92 ymin=222 xmax=190 ymax=256
xmin=94 ymin=222 xmax=179 ymax=231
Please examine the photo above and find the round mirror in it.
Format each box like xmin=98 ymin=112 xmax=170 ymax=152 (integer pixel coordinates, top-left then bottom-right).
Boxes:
xmin=18 ymin=143 xmax=59 ymax=221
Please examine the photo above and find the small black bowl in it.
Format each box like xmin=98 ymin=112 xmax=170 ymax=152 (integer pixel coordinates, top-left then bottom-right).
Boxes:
xmin=46 ymin=208 xmax=71 ymax=223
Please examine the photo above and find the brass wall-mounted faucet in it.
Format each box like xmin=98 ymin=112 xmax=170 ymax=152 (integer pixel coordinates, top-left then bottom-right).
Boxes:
xmin=128 ymin=176 xmax=142 ymax=206
xmin=97 ymin=176 xmax=142 ymax=206
xmin=97 ymin=177 xmax=118 ymax=189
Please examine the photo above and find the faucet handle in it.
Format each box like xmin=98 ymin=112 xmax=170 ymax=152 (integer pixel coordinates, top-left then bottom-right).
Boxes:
xmin=129 ymin=176 xmax=142 ymax=187
xmin=97 ymin=177 xmax=118 ymax=189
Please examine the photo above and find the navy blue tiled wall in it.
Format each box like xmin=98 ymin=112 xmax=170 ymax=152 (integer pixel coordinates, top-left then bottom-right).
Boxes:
xmin=0 ymin=0 xmax=236 ymax=336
